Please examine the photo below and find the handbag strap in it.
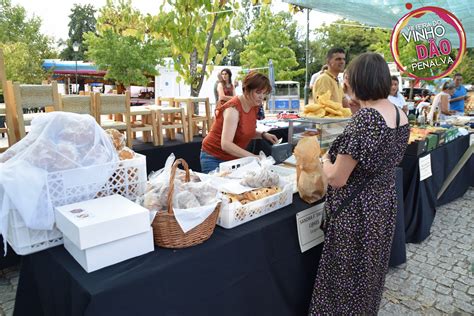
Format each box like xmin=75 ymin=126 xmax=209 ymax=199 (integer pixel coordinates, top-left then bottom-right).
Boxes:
xmin=394 ymin=103 xmax=400 ymax=128
xmin=330 ymin=104 xmax=400 ymax=219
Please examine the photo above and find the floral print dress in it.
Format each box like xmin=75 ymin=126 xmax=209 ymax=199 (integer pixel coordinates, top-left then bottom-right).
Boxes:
xmin=309 ymin=108 xmax=409 ymax=315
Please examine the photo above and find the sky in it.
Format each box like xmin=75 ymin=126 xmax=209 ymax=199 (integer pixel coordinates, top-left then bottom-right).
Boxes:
xmin=11 ymin=0 xmax=340 ymax=43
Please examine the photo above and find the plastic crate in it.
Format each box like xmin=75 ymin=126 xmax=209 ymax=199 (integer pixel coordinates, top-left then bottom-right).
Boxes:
xmin=445 ymin=128 xmax=458 ymax=143
xmin=5 ymin=154 xmax=147 ymax=255
xmin=425 ymin=134 xmax=438 ymax=152
xmin=217 ymin=180 xmax=293 ymax=229
xmin=217 ymin=157 xmax=294 ymax=229
xmin=219 ymin=157 xmax=257 ymax=172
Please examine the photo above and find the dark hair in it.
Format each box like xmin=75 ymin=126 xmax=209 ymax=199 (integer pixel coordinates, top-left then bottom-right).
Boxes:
xmin=442 ymin=81 xmax=455 ymax=90
xmin=346 ymin=52 xmax=391 ymax=101
xmin=242 ymin=71 xmax=272 ymax=95
xmin=326 ymin=48 xmax=345 ymax=60
xmin=321 ymin=64 xmax=329 ymax=72
xmin=453 ymin=73 xmax=462 ymax=78
xmin=391 ymin=75 xmax=399 ymax=82
xmin=221 ymin=68 xmax=232 ymax=84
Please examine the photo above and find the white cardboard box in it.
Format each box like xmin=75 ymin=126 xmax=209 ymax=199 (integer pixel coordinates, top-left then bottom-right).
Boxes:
xmin=64 ymin=228 xmax=154 ymax=273
xmin=55 ymin=195 xmax=150 ymax=250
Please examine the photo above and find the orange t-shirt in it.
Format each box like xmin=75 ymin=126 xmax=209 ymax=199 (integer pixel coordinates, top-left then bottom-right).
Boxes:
xmin=202 ymin=96 xmax=258 ymax=161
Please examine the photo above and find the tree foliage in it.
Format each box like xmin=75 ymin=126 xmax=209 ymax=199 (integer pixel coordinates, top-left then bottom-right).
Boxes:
xmin=315 ymin=19 xmax=391 ymax=63
xmin=221 ymin=0 xmax=261 ymax=66
xmin=60 ymin=4 xmax=96 ymax=61
xmin=84 ymin=0 xmax=167 ymax=88
xmin=457 ymin=49 xmax=474 ymax=84
xmin=0 ymin=0 xmax=55 ymax=84
xmin=151 ymin=0 xmax=236 ymax=96
xmin=240 ymin=7 xmax=303 ymax=81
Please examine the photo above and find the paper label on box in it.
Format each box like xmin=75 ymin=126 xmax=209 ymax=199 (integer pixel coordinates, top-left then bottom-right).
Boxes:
xmin=419 ymin=154 xmax=432 ymax=181
xmin=296 ymin=203 xmax=325 ymax=253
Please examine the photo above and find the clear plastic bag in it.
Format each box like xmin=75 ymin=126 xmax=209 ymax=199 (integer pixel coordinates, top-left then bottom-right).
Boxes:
xmin=0 ymin=112 xmax=119 ymax=252
xmin=240 ymin=153 xmax=279 ymax=188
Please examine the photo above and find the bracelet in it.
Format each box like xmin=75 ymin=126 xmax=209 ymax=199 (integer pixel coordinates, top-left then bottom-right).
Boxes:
xmin=261 ymin=132 xmax=267 ymax=139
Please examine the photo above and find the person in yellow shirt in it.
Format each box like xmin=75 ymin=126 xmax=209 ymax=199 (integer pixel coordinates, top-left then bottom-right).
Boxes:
xmin=313 ymin=48 xmax=346 ymax=104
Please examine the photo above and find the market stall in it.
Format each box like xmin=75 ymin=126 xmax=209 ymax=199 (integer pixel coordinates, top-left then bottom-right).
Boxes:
xmin=14 ymin=196 xmax=323 ymax=316
xmin=401 ymin=134 xmax=473 ymax=243
xmin=1 ymin=108 xmax=471 ymax=316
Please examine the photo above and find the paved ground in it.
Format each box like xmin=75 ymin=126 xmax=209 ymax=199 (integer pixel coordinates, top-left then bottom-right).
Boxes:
xmin=379 ymin=187 xmax=474 ymax=315
xmin=0 ymin=188 xmax=472 ymax=315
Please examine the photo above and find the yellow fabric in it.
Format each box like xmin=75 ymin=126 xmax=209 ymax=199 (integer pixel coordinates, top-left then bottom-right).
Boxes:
xmin=312 ymin=71 xmax=343 ymax=103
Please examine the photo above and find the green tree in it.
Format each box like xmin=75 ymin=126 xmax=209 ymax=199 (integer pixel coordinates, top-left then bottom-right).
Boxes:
xmin=222 ymin=0 xmax=261 ymax=66
xmin=151 ymin=0 xmax=237 ymax=96
xmin=316 ymin=19 xmax=390 ymax=63
xmin=240 ymin=7 xmax=304 ymax=80
xmin=0 ymin=0 xmax=55 ymax=84
xmin=84 ymin=0 xmax=167 ymax=89
xmin=60 ymin=4 xmax=96 ymax=61
xmin=457 ymin=49 xmax=474 ymax=84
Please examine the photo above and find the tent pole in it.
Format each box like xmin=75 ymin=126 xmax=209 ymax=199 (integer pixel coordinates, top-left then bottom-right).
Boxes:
xmin=304 ymin=8 xmax=310 ymax=106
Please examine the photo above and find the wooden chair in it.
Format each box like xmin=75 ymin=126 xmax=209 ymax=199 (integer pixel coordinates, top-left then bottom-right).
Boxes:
xmin=147 ymin=104 xmax=188 ymax=146
xmin=130 ymin=106 xmax=159 ymax=146
xmin=94 ymin=91 xmax=133 ymax=148
xmin=173 ymin=97 xmax=212 ymax=141
xmin=11 ymin=81 xmax=60 ymax=140
xmin=59 ymin=94 xmax=95 ymax=117
xmin=0 ymin=84 xmax=19 ymax=151
xmin=0 ymin=49 xmax=24 ymax=150
xmin=157 ymin=97 xmax=179 ymax=139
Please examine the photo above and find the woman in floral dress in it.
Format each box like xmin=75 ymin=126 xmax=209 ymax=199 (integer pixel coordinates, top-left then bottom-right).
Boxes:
xmin=309 ymin=53 xmax=409 ymax=315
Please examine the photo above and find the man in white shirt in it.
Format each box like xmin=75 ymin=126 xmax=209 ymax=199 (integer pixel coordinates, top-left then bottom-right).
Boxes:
xmin=388 ymin=76 xmax=407 ymax=112
xmin=310 ymin=65 xmax=328 ymax=91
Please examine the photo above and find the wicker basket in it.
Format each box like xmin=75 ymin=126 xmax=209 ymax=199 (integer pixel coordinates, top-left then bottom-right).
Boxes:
xmin=151 ymin=158 xmax=220 ymax=248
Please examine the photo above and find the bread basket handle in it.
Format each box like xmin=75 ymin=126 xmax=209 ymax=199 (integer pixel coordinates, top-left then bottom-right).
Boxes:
xmin=166 ymin=158 xmax=190 ymax=214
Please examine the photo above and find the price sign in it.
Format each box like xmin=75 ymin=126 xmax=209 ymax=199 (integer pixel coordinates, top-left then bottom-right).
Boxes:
xmin=419 ymin=154 xmax=432 ymax=181
xmin=296 ymin=203 xmax=325 ymax=253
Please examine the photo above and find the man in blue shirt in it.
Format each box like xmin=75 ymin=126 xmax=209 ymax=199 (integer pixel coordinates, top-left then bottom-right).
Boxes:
xmin=449 ymin=73 xmax=469 ymax=114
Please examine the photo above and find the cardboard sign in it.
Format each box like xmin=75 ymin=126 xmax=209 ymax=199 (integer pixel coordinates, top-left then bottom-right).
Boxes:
xmin=296 ymin=203 xmax=325 ymax=253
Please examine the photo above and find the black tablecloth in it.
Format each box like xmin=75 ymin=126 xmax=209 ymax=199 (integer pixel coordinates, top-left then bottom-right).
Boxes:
xmin=389 ymin=168 xmax=406 ymax=267
xmin=14 ymin=196 xmax=323 ymax=316
xmin=400 ymin=135 xmax=472 ymax=243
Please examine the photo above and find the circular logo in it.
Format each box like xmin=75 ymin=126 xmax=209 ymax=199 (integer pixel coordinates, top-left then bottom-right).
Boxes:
xmin=390 ymin=6 xmax=466 ymax=80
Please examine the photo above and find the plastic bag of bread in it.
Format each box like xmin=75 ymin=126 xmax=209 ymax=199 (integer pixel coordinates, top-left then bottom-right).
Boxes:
xmin=240 ymin=154 xmax=279 ymax=188
xmin=174 ymin=191 xmax=200 ymax=209
xmin=293 ymin=136 xmax=327 ymax=203
xmin=180 ymin=181 xmax=218 ymax=206
xmin=0 ymin=112 xmax=118 ymax=240
xmin=146 ymin=154 xmax=180 ymax=211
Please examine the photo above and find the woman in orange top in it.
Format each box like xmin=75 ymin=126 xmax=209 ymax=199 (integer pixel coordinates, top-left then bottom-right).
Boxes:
xmin=201 ymin=71 xmax=278 ymax=173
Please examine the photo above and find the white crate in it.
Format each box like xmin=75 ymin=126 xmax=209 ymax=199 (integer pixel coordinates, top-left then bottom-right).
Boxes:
xmin=6 ymin=154 xmax=147 ymax=255
xmin=219 ymin=157 xmax=257 ymax=172
xmin=217 ymin=180 xmax=293 ymax=229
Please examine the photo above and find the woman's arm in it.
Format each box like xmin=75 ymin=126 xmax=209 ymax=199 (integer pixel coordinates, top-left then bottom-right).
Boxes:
xmin=256 ymin=131 xmax=278 ymax=144
xmin=221 ymin=107 xmax=257 ymax=158
xmin=322 ymin=154 xmax=358 ymax=188
xmin=440 ymin=95 xmax=452 ymax=115
xmin=217 ymin=83 xmax=233 ymax=103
